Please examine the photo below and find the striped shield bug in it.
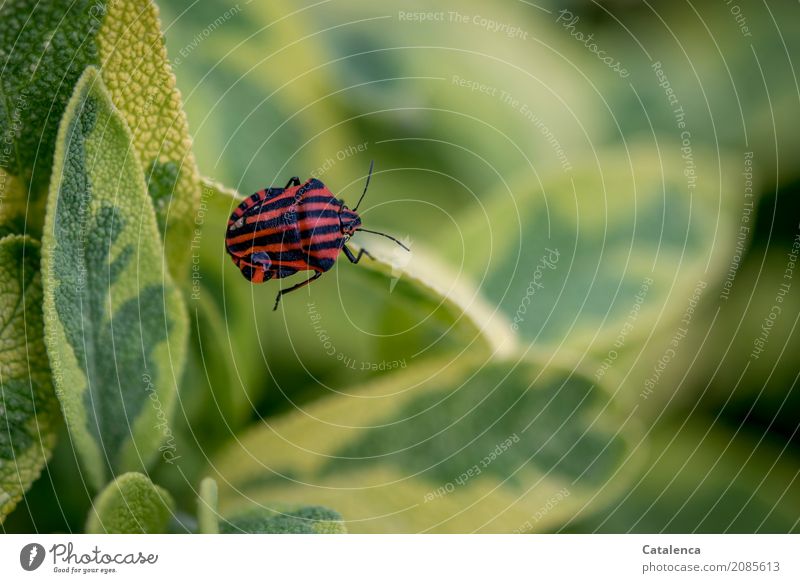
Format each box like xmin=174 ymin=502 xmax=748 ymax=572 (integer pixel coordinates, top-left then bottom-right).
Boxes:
xmin=225 ymin=161 xmax=410 ymax=310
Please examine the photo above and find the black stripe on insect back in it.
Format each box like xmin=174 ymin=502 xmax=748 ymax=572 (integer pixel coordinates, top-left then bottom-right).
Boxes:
xmin=240 ymin=194 xmax=297 ymax=216
xmin=295 ymin=178 xmax=325 ymax=196
xmin=299 ymin=224 xmax=341 ymax=239
xmin=236 ymin=188 xmax=281 ymax=211
xmin=238 ymin=195 xmax=338 ymax=221
xmin=227 ymin=228 xmax=302 ymax=254
xmin=265 ymin=248 xmax=310 ymax=262
xmin=297 ymin=195 xmax=340 ymax=206
xmin=297 ymin=209 xmax=341 ymax=222
xmin=306 ymin=238 xmax=345 ymax=251
xmin=230 ymin=223 xmax=341 ymax=252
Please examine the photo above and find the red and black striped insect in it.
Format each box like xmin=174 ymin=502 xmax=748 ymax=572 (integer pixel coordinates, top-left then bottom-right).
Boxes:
xmin=225 ymin=161 xmax=409 ymax=310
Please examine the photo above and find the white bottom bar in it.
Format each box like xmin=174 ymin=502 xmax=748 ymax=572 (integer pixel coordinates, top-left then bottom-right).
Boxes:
xmin=1 ymin=534 xmax=797 ymax=582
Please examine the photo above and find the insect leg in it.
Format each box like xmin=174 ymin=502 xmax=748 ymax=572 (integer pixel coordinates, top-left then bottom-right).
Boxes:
xmin=284 ymin=176 xmax=301 ymax=188
xmin=273 ymin=271 xmax=323 ymax=310
xmin=342 ymin=244 xmax=374 ymax=264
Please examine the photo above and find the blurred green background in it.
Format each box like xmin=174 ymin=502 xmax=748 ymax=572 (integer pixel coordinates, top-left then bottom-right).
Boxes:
xmin=5 ymin=0 xmax=799 ymax=533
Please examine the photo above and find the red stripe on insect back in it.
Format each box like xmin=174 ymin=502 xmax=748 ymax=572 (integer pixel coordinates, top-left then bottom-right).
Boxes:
xmin=232 ymin=188 xmax=296 ymax=217
xmin=240 ymin=200 xmax=307 ymax=227
xmin=239 ymin=241 xmax=305 ymax=254
xmin=297 ymin=216 xmax=339 ymax=230
xmin=228 ymin=190 xmax=271 ymax=223
xmin=270 ymin=258 xmax=317 ymax=271
xmin=225 ymin=225 xmax=294 ymax=246
xmin=302 ymin=231 xmax=341 ymax=247
xmin=296 ymin=200 xmax=339 ymax=213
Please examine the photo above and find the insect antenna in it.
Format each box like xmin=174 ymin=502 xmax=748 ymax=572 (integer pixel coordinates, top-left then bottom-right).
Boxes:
xmin=356 ymin=228 xmax=410 ymax=252
xmin=352 ymin=159 xmax=375 ymax=212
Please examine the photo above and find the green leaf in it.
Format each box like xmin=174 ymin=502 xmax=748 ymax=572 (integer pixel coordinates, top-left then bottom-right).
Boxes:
xmin=197 ymin=477 xmax=219 ymax=534
xmin=350 ymin=237 xmax=519 ymax=361
xmin=565 ymin=420 xmax=800 ymax=533
xmin=435 ymin=143 xmax=739 ymax=359
xmin=0 ymin=1 xmax=200 ymax=273
xmin=0 ymin=170 xmax=32 ymax=238
xmin=0 ymin=0 xmax=103 ymax=193
xmin=213 ymin=358 xmax=640 ymax=533
xmin=0 ymin=235 xmax=59 ymax=521
xmin=41 ymin=67 xmax=188 ymax=490
xmin=198 ymin=475 xmax=344 ymax=534
xmin=85 ymin=472 xmax=174 ymax=533
xmin=598 ymin=0 xmax=800 ymax=188
xmin=221 ymin=505 xmax=346 ymax=534
xmin=95 ymin=0 xmax=201 ymax=278
xmin=161 ymin=3 xmax=362 ymax=191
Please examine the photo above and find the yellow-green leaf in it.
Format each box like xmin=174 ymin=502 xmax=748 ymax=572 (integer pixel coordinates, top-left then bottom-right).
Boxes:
xmin=42 ymin=67 xmax=188 ymax=490
xmin=212 ymin=358 xmax=640 ymax=533
xmin=568 ymin=420 xmax=800 ymax=533
xmin=86 ymin=472 xmax=174 ymax=534
xmin=198 ymin=476 xmax=345 ymax=534
xmin=436 ymin=143 xmax=739 ymax=359
xmin=351 ymin=237 xmax=519 ymax=360
xmin=197 ymin=477 xmax=219 ymax=534
xmin=0 ymin=235 xmax=59 ymax=521
xmin=96 ymin=0 xmax=201 ymax=278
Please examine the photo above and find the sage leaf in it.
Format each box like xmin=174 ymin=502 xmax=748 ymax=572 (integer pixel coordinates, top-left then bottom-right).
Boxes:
xmin=96 ymin=0 xmax=201 ymax=277
xmin=85 ymin=472 xmax=174 ymax=534
xmin=0 ymin=235 xmax=59 ymax=521
xmin=213 ymin=358 xmax=639 ymax=533
xmin=221 ymin=505 xmax=346 ymax=534
xmin=42 ymin=67 xmax=188 ymax=490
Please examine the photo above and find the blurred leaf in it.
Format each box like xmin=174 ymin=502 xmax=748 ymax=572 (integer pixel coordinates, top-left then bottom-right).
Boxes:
xmin=565 ymin=420 xmax=800 ymax=533
xmin=352 ymin=236 xmax=519 ymax=361
xmin=42 ymin=67 xmax=188 ymax=490
xmin=161 ymin=1 xmax=361 ymax=193
xmin=212 ymin=358 xmax=640 ymax=533
xmin=197 ymin=477 xmax=219 ymax=534
xmin=197 ymin=475 xmax=344 ymax=534
xmin=0 ymin=236 xmax=59 ymax=521
xmin=597 ymin=0 xmax=800 ymax=188
xmin=187 ymin=287 xmax=249 ymax=429
xmin=435 ymin=143 xmax=739 ymax=363
xmin=303 ymin=0 xmax=605 ymax=202
xmin=96 ymin=0 xmax=201 ymax=277
xmin=85 ymin=472 xmax=174 ymax=533
xmin=221 ymin=505 xmax=346 ymax=534
xmin=651 ymin=243 xmax=800 ymax=438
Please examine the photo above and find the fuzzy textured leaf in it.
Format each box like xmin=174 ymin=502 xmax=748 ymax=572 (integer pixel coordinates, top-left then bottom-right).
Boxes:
xmin=85 ymin=472 xmax=174 ymax=533
xmin=0 ymin=0 xmax=199 ymax=273
xmin=42 ymin=67 xmax=188 ymax=490
xmin=0 ymin=0 xmax=102 ymax=192
xmin=96 ymin=0 xmax=201 ymax=277
xmin=0 ymin=236 xmax=59 ymax=521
